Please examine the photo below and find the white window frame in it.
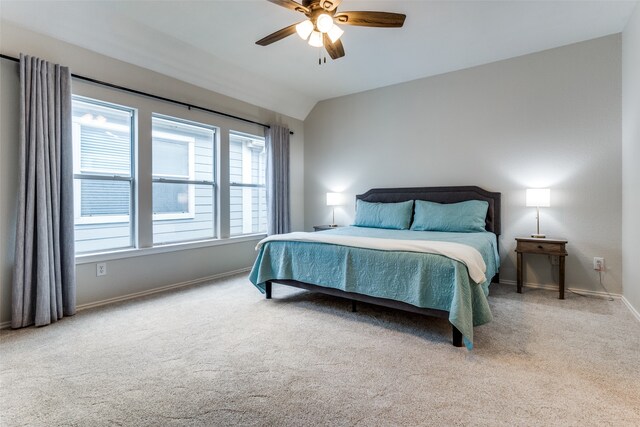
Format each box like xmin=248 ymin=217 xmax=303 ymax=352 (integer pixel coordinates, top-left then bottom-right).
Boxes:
xmin=229 ymin=132 xmax=266 ymax=236
xmin=72 ymin=98 xmax=135 ymax=227
xmin=152 ymin=130 xmax=196 ymax=221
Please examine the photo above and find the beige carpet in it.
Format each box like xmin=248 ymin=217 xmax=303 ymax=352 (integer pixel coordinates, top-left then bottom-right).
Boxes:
xmin=1 ymin=274 xmax=639 ymax=426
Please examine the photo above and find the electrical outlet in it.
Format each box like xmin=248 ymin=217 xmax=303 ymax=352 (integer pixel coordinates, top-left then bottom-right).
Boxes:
xmin=593 ymin=257 xmax=605 ymax=272
xmin=550 ymin=255 xmax=559 ymax=266
xmin=96 ymin=262 xmax=107 ymax=277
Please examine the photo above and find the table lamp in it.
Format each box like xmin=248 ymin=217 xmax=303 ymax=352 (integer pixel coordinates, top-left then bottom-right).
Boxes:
xmin=526 ymin=188 xmax=550 ymax=238
xmin=326 ymin=192 xmax=342 ymax=227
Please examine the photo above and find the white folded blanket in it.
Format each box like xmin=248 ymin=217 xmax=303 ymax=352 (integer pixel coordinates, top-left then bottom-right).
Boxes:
xmin=256 ymin=232 xmax=487 ymax=284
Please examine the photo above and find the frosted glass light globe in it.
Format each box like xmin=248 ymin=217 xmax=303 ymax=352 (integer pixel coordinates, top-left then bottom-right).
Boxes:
xmin=308 ymin=30 xmax=324 ymax=47
xmin=327 ymin=24 xmax=344 ymax=43
xmin=295 ymin=20 xmax=314 ymax=40
xmin=316 ymin=14 xmax=334 ymax=33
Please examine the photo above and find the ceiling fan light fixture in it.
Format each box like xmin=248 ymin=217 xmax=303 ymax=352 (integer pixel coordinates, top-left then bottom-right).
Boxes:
xmin=258 ymin=1 xmax=407 ymax=61
xmin=316 ymin=13 xmax=334 ymax=33
xmin=308 ymin=30 xmax=324 ymax=47
xmin=327 ymin=24 xmax=344 ymax=43
xmin=295 ymin=19 xmax=314 ymax=40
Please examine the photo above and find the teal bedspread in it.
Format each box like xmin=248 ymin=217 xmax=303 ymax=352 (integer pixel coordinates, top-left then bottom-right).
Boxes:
xmin=249 ymin=226 xmax=500 ymax=349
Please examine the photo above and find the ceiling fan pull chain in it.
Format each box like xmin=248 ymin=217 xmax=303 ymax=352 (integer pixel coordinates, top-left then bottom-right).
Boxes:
xmin=317 ymin=48 xmax=327 ymax=66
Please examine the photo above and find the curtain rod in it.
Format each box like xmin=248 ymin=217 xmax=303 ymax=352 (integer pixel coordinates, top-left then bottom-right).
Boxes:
xmin=0 ymin=53 xmax=294 ymax=135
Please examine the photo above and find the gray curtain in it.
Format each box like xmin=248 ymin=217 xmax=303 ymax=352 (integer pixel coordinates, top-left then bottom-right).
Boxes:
xmin=12 ymin=54 xmax=76 ymax=328
xmin=265 ymin=125 xmax=290 ymax=235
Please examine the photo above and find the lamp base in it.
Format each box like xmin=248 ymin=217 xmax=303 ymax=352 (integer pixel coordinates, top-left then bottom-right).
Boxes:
xmin=530 ymin=233 xmax=546 ymax=238
xmin=329 ymin=224 xmax=338 ymax=228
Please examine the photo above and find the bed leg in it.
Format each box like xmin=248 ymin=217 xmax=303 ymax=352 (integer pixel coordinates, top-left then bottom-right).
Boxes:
xmin=265 ymin=281 xmax=272 ymax=300
xmin=452 ymin=325 xmax=463 ymax=347
xmin=351 ymin=300 xmax=357 ymax=312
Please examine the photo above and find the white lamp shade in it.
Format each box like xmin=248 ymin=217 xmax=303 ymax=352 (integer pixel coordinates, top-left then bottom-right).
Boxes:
xmin=295 ymin=20 xmax=314 ymax=40
xmin=327 ymin=24 xmax=344 ymax=43
xmin=526 ymin=188 xmax=551 ymax=207
xmin=308 ymin=30 xmax=323 ymax=47
xmin=326 ymin=192 xmax=342 ymax=206
xmin=317 ymin=14 xmax=334 ymax=33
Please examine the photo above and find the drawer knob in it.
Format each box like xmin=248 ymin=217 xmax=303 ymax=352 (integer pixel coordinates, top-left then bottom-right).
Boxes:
xmin=537 ymin=245 xmax=543 ymax=249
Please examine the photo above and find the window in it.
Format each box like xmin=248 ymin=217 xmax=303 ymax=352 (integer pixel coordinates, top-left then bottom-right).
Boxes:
xmin=152 ymin=115 xmax=216 ymax=244
xmin=72 ymin=97 xmax=135 ymax=254
xmin=71 ymin=92 xmax=271 ymax=256
xmin=229 ymin=132 xmax=266 ymax=236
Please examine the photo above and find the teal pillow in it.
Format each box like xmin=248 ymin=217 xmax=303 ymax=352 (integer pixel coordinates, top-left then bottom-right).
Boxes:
xmin=354 ymin=200 xmax=414 ymax=230
xmin=410 ymin=200 xmax=489 ymax=232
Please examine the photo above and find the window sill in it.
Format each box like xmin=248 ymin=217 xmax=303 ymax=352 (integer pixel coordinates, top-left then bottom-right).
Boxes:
xmin=75 ymin=233 xmax=266 ymax=264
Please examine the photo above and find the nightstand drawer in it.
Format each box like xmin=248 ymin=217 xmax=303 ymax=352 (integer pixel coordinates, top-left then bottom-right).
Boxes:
xmin=517 ymin=241 xmax=566 ymax=255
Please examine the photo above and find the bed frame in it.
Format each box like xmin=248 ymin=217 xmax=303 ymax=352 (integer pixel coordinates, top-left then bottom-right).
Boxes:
xmin=264 ymin=186 xmax=501 ymax=347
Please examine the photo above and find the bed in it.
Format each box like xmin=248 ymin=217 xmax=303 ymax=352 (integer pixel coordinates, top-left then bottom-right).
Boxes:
xmin=249 ymin=186 xmax=501 ymax=349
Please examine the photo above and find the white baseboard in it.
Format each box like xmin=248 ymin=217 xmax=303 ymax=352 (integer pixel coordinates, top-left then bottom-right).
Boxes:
xmin=621 ymin=296 xmax=640 ymax=323
xmin=76 ymin=267 xmax=252 ymax=311
xmin=499 ymin=279 xmax=640 ymax=322
xmin=499 ymin=279 xmax=621 ymax=300
xmin=0 ymin=267 xmax=252 ymax=329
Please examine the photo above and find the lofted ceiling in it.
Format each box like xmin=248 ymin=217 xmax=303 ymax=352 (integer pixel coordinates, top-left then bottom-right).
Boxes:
xmin=1 ymin=1 xmax=636 ymax=120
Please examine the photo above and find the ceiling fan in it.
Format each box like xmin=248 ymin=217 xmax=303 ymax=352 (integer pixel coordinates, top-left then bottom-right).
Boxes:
xmin=256 ymin=0 xmax=406 ymax=60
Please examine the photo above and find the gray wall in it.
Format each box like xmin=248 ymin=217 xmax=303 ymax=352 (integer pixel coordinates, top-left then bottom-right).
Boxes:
xmin=623 ymin=3 xmax=640 ymax=314
xmin=304 ymin=35 xmax=622 ymax=295
xmin=0 ymin=22 xmax=305 ymax=326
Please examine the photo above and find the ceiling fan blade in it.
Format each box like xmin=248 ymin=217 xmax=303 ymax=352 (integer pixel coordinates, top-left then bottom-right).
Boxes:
xmin=323 ymin=34 xmax=345 ymax=60
xmin=256 ymin=23 xmax=299 ymax=46
xmin=320 ymin=0 xmax=342 ymax=11
xmin=334 ymin=11 xmax=406 ymax=28
xmin=267 ymin=0 xmax=310 ymax=14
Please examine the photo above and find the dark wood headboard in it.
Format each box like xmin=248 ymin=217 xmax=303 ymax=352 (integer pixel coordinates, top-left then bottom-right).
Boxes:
xmin=356 ymin=186 xmax=501 ymax=236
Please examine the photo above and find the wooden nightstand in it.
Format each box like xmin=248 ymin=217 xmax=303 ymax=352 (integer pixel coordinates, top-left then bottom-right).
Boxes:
xmin=313 ymin=225 xmax=339 ymax=232
xmin=515 ymin=237 xmax=568 ymax=299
